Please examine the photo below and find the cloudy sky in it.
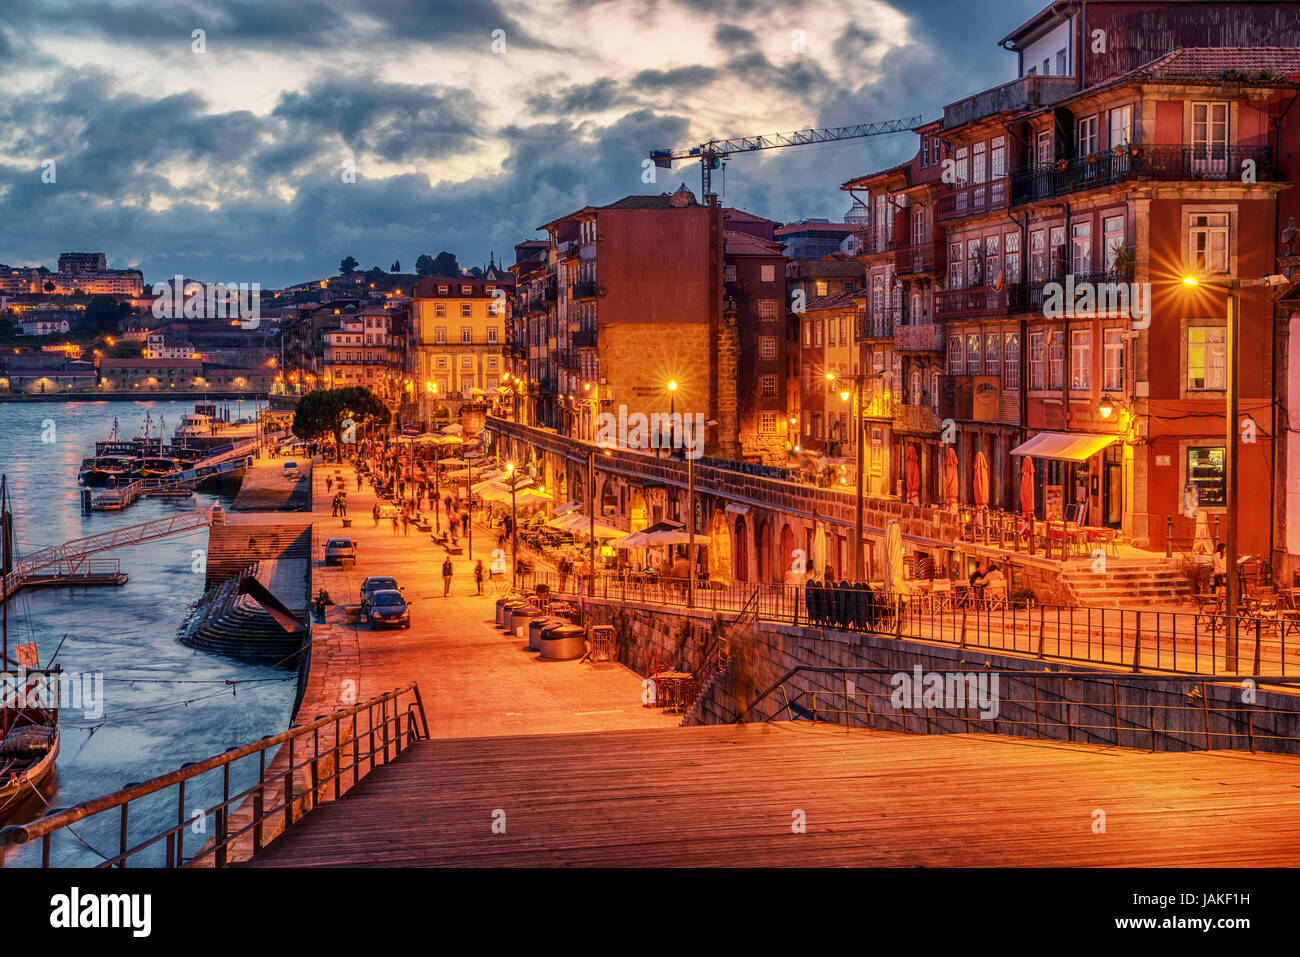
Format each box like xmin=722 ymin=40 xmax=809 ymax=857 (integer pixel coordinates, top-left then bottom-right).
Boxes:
xmin=0 ymin=0 xmax=1046 ymax=288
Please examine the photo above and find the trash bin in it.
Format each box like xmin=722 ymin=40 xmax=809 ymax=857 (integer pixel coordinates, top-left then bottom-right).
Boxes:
xmin=527 ymin=616 xmax=568 ymax=652
xmin=508 ymin=605 xmax=543 ymax=637
xmin=539 ymin=623 xmax=586 ymax=660
xmin=498 ymin=598 xmax=528 ymax=629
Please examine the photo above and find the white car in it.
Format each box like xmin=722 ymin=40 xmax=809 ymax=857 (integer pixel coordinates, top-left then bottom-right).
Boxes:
xmin=283 ymin=460 xmax=300 ymax=479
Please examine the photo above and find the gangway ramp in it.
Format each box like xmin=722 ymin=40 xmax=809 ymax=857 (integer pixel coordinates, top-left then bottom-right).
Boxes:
xmin=239 ymin=722 xmax=1300 ymax=867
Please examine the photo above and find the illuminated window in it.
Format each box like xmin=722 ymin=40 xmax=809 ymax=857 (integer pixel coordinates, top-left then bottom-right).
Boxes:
xmin=1187 ymin=447 xmax=1226 ymax=506
xmin=1187 ymin=327 xmax=1226 ymax=390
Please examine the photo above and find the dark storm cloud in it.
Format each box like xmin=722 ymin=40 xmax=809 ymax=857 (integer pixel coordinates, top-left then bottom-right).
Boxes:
xmin=713 ymin=24 xmax=759 ymax=50
xmin=0 ymin=0 xmax=1056 ymax=285
xmin=271 ymin=75 xmax=482 ymax=164
xmin=526 ymin=78 xmax=628 ymax=115
xmin=0 ymin=0 xmax=542 ymax=54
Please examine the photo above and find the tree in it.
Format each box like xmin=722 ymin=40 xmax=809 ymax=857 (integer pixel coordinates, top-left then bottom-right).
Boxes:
xmin=415 ymin=254 xmax=435 ymax=276
xmin=468 ymin=266 xmax=483 ymax=277
xmin=339 ymin=256 xmax=359 ymax=275
xmin=391 ymin=260 xmax=401 ymax=272
xmin=291 ymin=386 xmax=390 ymax=449
xmin=43 ymin=280 xmax=55 ymax=293
xmin=83 ymin=295 xmax=129 ymax=334
xmin=431 ymin=251 xmax=460 ymax=277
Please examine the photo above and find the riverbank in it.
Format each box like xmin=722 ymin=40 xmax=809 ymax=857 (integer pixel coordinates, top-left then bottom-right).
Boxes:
xmin=0 ymin=391 xmax=271 ymax=402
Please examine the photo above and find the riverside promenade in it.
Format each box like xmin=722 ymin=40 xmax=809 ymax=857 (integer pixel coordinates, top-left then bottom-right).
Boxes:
xmin=296 ymin=458 xmax=679 ymax=738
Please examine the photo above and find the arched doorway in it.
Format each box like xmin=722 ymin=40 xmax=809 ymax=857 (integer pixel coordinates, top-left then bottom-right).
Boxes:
xmin=757 ymin=518 xmax=773 ymax=582
xmin=707 ymin=508 xmax=731 ymax=582
xmin=778 ymin=523 xmax=796 ymax=580
xmin=629 ymin=489 xmax=648 ymax=533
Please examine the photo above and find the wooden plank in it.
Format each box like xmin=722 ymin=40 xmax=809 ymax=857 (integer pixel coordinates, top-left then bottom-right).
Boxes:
xmin=237 ymin=723 xmax=1300 ymax=868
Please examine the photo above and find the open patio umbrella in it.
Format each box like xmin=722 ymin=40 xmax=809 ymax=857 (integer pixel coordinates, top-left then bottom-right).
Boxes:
xmin=1019 ymin=456 xmax=1036 ymax=519
xmin=561 ymin=515 xmax=628 ymax=540
xmin=944 ymin=445 xmax=960 ymax=510
xmin=973 ymin=451 xmax=989 ymax=509
xmin=440 ymin=424 xmax=463 ymax=435
xmin=905 ymin=445 xmax=920 ymax=505
xmin=811 ymin=522 xmax=827 ymax=580
xmin=553 ymin=500 xmax=583 ymax=517
xmin=510 ymin=487 xmax=554 ymax=508
xmin=883 ymin=520 xmax=905 ymax=596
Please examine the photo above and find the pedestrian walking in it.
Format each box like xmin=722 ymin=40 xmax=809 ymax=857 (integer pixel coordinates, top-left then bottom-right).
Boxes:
xmin=558 ymin=557 xmax=570 ymax=592
xmin=356 ymin=474 xmax=362 ymax=491
xmin=391 ymin=514 xmax=399 ymax=535
xmin=442 ymin=556 xmax=453 ymax=596
xmin=372 ymin=503 xmax=380 ymax=527
xmin=474 ymin=560 xmax=484 ymax=595
xmin=326 ymin=476 xmax=333 ymax=493
xmin=331 ymin=494 xmax=340 ymax=517
xmin=402 ymin=513 xmax=410 ymax=536
xmin=338 ymin=494 xmax=347 ymax=516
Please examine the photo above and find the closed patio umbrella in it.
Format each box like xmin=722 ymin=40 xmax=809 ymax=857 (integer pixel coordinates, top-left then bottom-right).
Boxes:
xmin=944 ymin=446 xmax=960 ymax=510
xmin=905 ymin=446 xmax=920 ymax=505
xmin=974 ymin=451 xmax=990 ymax=509
xmin=811 ymin=522 xmax=827 ymax=580
xmin=1019 ymin=457 xmax=1036 ymax=519
xmin=883 ymin=520 xmax=905 ymax=597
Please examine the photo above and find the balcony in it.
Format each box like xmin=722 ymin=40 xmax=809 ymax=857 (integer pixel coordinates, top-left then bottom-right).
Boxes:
xmin=934 ymin=286 xmax=1008 ymax=320
xmin=894 ymin=323 xmax=945 ymax=352
xmin=544 ymin=283 xmax=557 ymax=302
xmin=1007 ymin=263 xmax=1136 ymax=316
xmin=855 ymin=313 xmax=894 ymax=340
xmin=572 ymin=329 xmax=596 ymax=348
xmin=942 ymin=74 xmax=1076 ymax=130
xmin=893 ymin=403 xmax=941 ymax=434
xmin=572 ymin=280 xmax=598 ymax=299
xmin=854 ymin=228 xmax=895 ymax=256
xmin=894 ymin=239 xmax=943 ymax=276
xmin=935 ymin=179 xmax=1008 ymax=222
xmin=1010 ymin=145 xmax=1277 ymax=206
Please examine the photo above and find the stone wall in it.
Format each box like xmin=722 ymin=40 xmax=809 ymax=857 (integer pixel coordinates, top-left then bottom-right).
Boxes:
xmin=576 ymin=594 xmax=1300 ymax=757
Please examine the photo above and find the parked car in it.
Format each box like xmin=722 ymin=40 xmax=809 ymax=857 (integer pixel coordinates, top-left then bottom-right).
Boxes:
xmin=283 ymin=460 xmax=300 ymax=479
xmin=360 ymin=576 xmax=401 ymax=609
xmin=324 ymin=538 xmax=357 ymax=565
xmin=366 ymin=590 xmax=410 ymax=629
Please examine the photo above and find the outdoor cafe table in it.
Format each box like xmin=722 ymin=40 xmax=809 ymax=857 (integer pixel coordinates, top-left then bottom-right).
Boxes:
xmin=651 ymin=670 xmax=692 ymax=714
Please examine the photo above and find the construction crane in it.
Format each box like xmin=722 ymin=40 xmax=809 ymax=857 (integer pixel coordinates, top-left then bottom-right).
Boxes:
xmin=649 ymin=115 xmax=923 ymax=200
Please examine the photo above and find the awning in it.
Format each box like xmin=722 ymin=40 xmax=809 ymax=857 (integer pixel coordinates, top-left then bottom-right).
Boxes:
xmin=1010 ymin=431 xmax=1117 ymax=462
xmin=724 ymin=503 xmax=750 ymax=515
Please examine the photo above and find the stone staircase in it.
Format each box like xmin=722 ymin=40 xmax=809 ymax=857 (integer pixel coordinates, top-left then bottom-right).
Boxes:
xmin=182 ymin=558 xmax=310 ymax=667
xmin=206 ymin=524 xmax=311 ymax=589
xmin=1057 ymin=559 xmax=1192 ymax=608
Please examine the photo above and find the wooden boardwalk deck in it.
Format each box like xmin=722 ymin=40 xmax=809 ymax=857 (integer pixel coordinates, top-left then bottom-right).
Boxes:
xmin=239 ymin=723 xmax=1300 ymax=867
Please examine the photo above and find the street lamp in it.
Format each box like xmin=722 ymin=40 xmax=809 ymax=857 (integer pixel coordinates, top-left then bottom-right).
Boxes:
xmin=1180 ymin=271 xmax=1287 ymax=670
xmin=686 ymin=418 xmax=719 ymax=608
xmin=666 ymin=379 xmax=677 ymax=456
xmin=827 ymin=370 xmax=867 ymax=580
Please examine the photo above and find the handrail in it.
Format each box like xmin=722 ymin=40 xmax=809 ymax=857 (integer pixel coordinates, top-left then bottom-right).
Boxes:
xmin=0 ymin=684 xmax=428 ymax=867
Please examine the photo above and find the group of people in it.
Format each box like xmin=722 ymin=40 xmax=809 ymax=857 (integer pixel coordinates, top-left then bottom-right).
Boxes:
xmin=329 ymin=491 xmax=348 ymax=516
xmin=966 ymin=560 xmax=1008 ymax=601
xmin=804 ymin=577 xmax=892 ymax=630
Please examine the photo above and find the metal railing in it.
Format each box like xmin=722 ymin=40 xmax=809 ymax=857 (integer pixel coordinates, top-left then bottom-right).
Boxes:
xmin=0 ymin=685 xmax=428 ymax=868
xmin=935 ymin=178 xmax=1008 ymax=222
xmin=524 ymin=570 xmax=1298 ymax=676
xmin=742 ymin=667 xmax=1300 ymax=755
xmin=1010 ymin=145 xmax=1275 ymax=206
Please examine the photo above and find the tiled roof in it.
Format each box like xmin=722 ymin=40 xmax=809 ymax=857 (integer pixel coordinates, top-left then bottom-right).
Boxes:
xmin=1135 ymin=47 xmax=1300 ymax=81
xmin=100 ymin=358 xmax=203 ymax=368
xmin=789 ymin=260 xmax=864 ymax=277
xmin=724 ymin=231 xmax=784 ymax=256
xmin=599 ymin=193 xmax=680 ymax=210
xmin=803 ymin=290 xmax=858 ymax=312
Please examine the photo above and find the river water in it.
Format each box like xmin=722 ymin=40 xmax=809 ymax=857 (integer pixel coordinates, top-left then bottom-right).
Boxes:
xmin=0 ymin=399 xmax=295 ymax=866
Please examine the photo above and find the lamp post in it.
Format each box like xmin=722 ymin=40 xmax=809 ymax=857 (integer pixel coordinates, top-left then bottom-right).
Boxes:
xmin=587 ymin=449 xmax=596 ymax=597
xmin=1181 ymin=275 xmax=1241 ymax=669
xmin=827 ymin=371 xmax=867 ymax=580
xmin=665 ymin=379 xmax=677 ymax=457
xmin=1179 ymin=272 xmax=1288 ymax=669
xmin=686 ymin=418 xmax=717 ymax=609
xmin=508 ymin=462 xmax=519 ymax=588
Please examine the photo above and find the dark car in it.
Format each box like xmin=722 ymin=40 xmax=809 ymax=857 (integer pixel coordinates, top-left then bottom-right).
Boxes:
xmin=360 ymin=576 xmax=401 ymax=610
xmin=366 ymin=590 xmax=410 ymax=629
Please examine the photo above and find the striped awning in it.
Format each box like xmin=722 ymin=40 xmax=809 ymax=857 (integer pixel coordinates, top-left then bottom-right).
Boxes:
xmin=1010 ymin=431 xmax=1118 ymax=462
